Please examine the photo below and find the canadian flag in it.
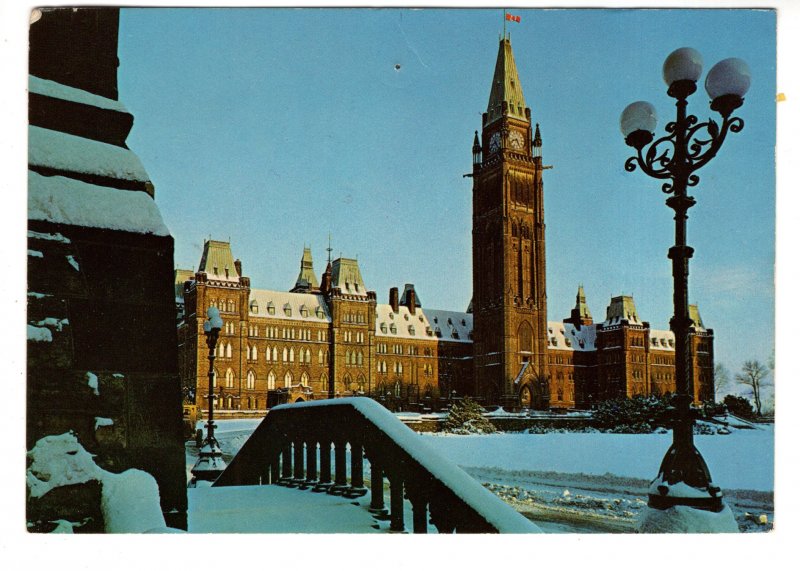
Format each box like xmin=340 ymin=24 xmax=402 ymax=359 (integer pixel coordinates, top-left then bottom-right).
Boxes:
xmin=505 ymin=13 xmax=521 ymax=23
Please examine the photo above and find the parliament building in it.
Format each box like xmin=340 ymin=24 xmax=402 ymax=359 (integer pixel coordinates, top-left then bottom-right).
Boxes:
xmin=177 ymin=36 xmax=715 ymax=414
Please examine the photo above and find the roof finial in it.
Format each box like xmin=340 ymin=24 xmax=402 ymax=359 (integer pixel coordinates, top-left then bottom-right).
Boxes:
xmin=326 ymin=233 xmax=333 ymax=264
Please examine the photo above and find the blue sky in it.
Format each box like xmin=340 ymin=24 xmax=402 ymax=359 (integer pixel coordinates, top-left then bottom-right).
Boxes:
xmin=117 ymin=8 xmax=776 ymax=380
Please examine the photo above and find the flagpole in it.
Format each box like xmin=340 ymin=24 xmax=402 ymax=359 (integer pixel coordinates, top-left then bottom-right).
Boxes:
xmin=503 ymin=8 xmax=507 ymax=39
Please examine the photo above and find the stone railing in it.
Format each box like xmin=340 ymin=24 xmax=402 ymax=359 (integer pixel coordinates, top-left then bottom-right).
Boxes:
xmin=214 ymin=397 xmax=539 ymax=533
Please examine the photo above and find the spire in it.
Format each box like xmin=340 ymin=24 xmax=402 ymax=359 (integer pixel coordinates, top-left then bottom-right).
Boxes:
xmin=564 ymin=284 xmax=593 ymax=328
xmin=291 ymin=247 xmax=319 ymax=292
xmin=472 ymin=130 xmax=482 ymax=167
xmin=486 ymin=37 xmax=528 ymax=125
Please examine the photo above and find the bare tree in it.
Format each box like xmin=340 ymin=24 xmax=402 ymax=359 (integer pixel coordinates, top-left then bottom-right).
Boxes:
xmin=735 ymin=360 xmax=771 ymax=416
xmin=713 ymin=363 xmax=731 ymax=401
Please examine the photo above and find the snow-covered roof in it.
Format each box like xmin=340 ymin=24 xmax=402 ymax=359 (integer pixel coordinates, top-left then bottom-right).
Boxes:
xmin=547 ymin=321 xmax=597 ymax=351
xmin=375 ymin=304 xmax=433 ymax=341
xmin=29 ymin=125 xmax=150 ymax=183
xmin=28 ymin=171 xmax=170 ymax=235
xmin=424 ymin=309 xmax=473 ymax=343
xmin=249 ymin=289 xmax=330 ymax=323
xmin=649 ymin=329 xmax=675 ymax=352
xmin=29 ymin=74 xmax=129 ymax=113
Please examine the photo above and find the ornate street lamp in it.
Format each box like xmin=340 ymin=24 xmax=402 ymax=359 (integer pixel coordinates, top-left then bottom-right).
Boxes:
xmin=190 ymin=307 xmax=227 ymax=485
xmin=621 ymin=48 xmax=749 ymax=523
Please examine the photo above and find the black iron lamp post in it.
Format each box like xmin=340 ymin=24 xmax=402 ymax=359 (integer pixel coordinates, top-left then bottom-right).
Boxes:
xmin=190 ymin=307 xmax=227 ymax=485
xmin=621 ymin=48 xmax=750 ymax=515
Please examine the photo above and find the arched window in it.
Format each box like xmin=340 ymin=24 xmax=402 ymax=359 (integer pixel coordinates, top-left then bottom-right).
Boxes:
xmin=217 ymin=343 xmax=224 ymax=358
xmin=282 ymin=347 xmax=288 ymax=362
xmin=357 ymin=351 xmax=363 ymax=366
xmin=321 ymin=372 xmax=329 ymax=392
xmin=345 ymin=350 xmax=351 ymax=365
xmin=247 ymin=370 xmax=255 ymax=390
xmin=225 ymin=368 xmax=234 ymax=388
xmin=305 ymin=348 xmax=311 ymax=363
xmin=268 ymin=371 xmax=276 ymax=390
xmin=318 ymin=349 xmax=324 ymax=364
xmin=211 ymin=369 xmax=218 ymax=387
xmin=272 ymin=347 xmax=278 ymax=361
xmin=394 ymin=381 xmax=401 ymax=397
xmin=343 ymin=374 xmax=352 ymax=391
xmin=284 ymin=371 xmax=293 ymax=388
xmin=357 ymin=374 xmax=365 ymax=393
xmin=289 ymin=348 xmax=295 ymax=362
xmin=252 ymin=345 xmax=258 ymax=361
xmin=300 ymin=372 xmax=309 ymax=387
xmin=226 ymin=342 xmax=232 ymax=358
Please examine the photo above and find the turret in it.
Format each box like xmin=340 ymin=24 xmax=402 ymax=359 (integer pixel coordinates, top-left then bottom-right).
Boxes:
xmin=472 ymin=130 xmax=482 ymax=170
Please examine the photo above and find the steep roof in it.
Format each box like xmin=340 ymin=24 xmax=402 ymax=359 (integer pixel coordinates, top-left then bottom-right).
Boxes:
xmin=486 ymin=37 xmax=528 ymax=125
xmin=198 ymin=240 xmax=239 ymax=283
xmin=603 ymin=295 xmax=642 ymax=326
xmin=293 ymin=247 xmax=319 ymax=291
xmin=248 ymin=289 xmax=330 ymax=323
xmin=331 ymin=257 xmax=368 ymax=297
xmin=574 ymin=284 xmax=592 ymax=320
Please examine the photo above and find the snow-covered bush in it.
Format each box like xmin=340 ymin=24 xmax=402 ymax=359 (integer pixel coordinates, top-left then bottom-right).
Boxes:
xmin=443 ymin=398 xmax=497 ymax=434
xmin=722 ymin=395 xmax=756 ymax=419
xmin=592 ymin=395 xmax=671 ymax=433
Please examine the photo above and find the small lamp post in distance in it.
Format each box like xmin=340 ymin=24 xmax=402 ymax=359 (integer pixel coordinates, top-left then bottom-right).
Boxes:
xmin=620 ymin=47 xmax=750 ymax=531
xmin=190 ymin=306 xmax=227 ymax=486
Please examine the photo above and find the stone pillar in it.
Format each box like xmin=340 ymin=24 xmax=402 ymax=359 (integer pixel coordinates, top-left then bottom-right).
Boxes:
xmin=329 ymin=439 xmax=348 ymax=495
xmin=289 ymin=438 xmax=304 ymax=487
xmin=278 ymin=442 xmax=292 ymax=485
xmin=270 ymin=454 xmax=280 ymax=485
xmin=345 ymin=440 xmax=367 ymax=497
xmin=313 ymin=440 xmax=332 ymax=492
xmin=302 ymin=439 xmax=318 ymax=489
xmin=409 ymin=491 xmax=428 ymax=534
xmin=389 ymin=476 xmax=405 ymax=532
xmin=368 ymin=461 xmax=387 ymax=516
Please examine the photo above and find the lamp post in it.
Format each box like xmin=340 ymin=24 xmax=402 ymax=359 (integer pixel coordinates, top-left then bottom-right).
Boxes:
xmin=190 ymin=307 xmax=227 ymax=485
xmin=620 ymin=48 xmax=749 ymax=526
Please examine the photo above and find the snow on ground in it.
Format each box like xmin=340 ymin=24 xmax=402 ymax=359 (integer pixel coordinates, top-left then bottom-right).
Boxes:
xmin=188 ymin=418 xmax=774 ymax=533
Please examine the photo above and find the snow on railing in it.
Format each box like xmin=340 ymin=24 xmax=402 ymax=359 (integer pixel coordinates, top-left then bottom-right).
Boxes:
xmin=215 ymin=397 xmax=539 ymax=534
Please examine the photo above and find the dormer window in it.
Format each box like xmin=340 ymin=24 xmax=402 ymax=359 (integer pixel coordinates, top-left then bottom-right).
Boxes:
xmin=461 ymin=319 xmax=466 ymax=326
xmin=283 ymin=303 xmax=292 ymax=317
xmin=408 ymin=325 xmax=415 ymax=335
xmin=315 ymin=306 xmax=324 ymax=318
xmin=380 ymin=323 xmax=388 ymax=334
xmin=250 ymin=300 xmax=259 ymax=314
xmin=426 ymin=327 xmax=433 ymax=336
xmin=299 ymin=305 xmax=309 ymax=317
xmin=452 ymin=330 xmax=459 ymax=339
xmin=267 ymin=301 xmax=275 ymax=315
xmin=390 ymin=323 xmax=397 ymax=334
xmin=404 ymin=314 xmax=409 ymax=321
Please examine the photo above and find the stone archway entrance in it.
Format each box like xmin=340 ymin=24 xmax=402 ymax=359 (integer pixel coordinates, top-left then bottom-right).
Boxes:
xmin=519 ymin=384 xmax=532 ymax=408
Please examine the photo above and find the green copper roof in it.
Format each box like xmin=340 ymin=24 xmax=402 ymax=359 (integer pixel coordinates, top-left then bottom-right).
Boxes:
xmin=486 ymin=37 xmax=528 ymax=125
xmin=689 ymin=304 xmax=705 ymax=330
xmin=575 ymin=284 xmax=592 ymax=319
xmin=198 ymin=240 xmax=239 ymax=282
xmin=331 ymin=257 xmax=368 ymax=297
xmin=294 ymin=247 xmax=319 ymax=290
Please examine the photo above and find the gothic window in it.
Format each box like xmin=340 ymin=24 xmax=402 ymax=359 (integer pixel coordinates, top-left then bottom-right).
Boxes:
xmin=225 ymin=368 xmax=234 ymax=388
xmin=247 ymin=370 xmax=255 ymax=390
xmin=252 ymin=345 xmax=258 ymax=361
xmin=268 ymin=371 xmax=276 ymax=390
xmin=305 ymin=348 xmax=311 ymax=363
xmin=318 ymin=349 xmax=324 ymax=364
xmin=357 ymin=351 xmax=363 ymax=366
xmin=211 ymin=369 xmax=218 ymax=388
xmin=394 ymin=381 xmax=401 ymax=397
xmin=300 ymin=372 xmax=309 ymax=387
xmin=343 ymin=374 xmax=352 ymax=391
xmin=272 ymin=347 xmax=278 ymax=361
xmin=321 ymin=373 xmax=329 ymax=392
xmin=289 ymin=348 xmax=295 ymax=362
xmin=284 ymin=371 xmax=293 ymax=388
xmin=226 ymin=343 xmax=232 ymax=358
xmin=282 ymin=347 xmax=288 ymax=362
xmin=356 ymin=374 xmax=365 ymax=393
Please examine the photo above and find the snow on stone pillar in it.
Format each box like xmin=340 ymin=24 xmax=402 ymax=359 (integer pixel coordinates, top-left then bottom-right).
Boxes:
xmin=304 ymin=440 xmax=318 ymax=487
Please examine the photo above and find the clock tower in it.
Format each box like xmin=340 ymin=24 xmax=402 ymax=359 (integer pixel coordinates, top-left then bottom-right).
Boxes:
xmin=471 ymin=36 xmax=548 ymax=408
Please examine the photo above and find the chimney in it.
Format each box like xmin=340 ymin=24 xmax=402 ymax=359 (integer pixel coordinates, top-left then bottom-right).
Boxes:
xmin=389 ymin=287 xmax=399 ymax=313
xmin=234 ymin=259 xmax=242 ymax=276
xmin=408 ymin=288 xmax=416 ymax=315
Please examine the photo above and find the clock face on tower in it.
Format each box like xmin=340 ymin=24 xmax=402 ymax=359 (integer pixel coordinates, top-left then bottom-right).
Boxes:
xmin=508 ymin=130 xmax=525 ymax=150
xmin=489 ymin=132 xmax=501 ymax=153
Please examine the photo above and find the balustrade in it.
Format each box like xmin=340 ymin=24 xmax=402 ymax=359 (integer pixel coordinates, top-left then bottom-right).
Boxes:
xmin=215 ymin=398 xmax=538 ymax=533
